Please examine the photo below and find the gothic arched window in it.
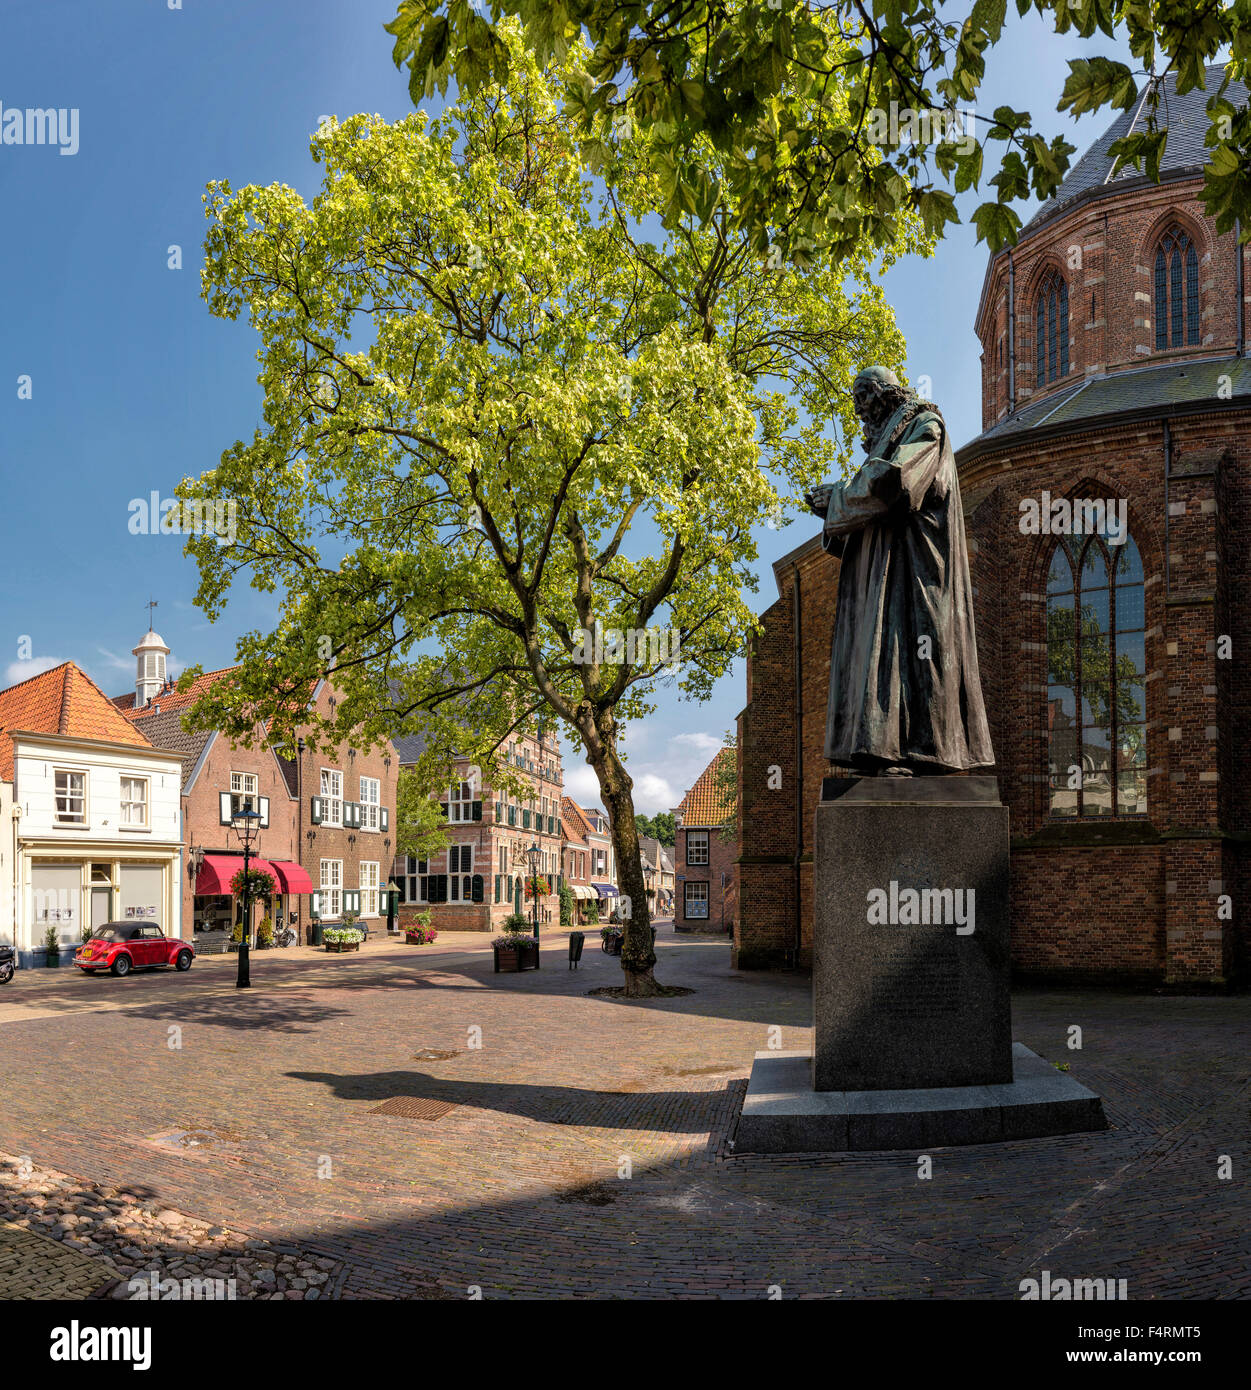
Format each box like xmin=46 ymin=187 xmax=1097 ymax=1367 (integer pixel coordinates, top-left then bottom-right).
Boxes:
xmin=1153 ymin=227 xmax=1200 ymax=349
xmin=1046 ymin=529 xmax=1146 ymax=818
xmin=1035 ymin=270 xmax=1069 ymax=387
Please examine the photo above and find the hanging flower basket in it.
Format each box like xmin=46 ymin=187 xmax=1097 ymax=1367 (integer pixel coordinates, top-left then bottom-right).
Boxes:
xmin=230 ymin=866 xmax=276 ymax=900
xmin=523 ymin=877 xmax=550 ymax=899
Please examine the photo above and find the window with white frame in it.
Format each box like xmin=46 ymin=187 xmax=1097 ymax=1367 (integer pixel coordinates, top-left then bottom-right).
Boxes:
xmin=320 ymin=859 xmax=343 ymax=917
xmin=448 ymin=779 xmax=473 ymax=822
xmin=360 ymin=861 xmax=379 ymax=916
xmin=54 ymin=770 xmax=86 ymax=825
xmin=399 ymin=855 xmax=428 ymax=903
xmin=684 ymin=881 xmax=709 ymax=919
xmin=320 ymin=769 xmax=342 ymax=827
xmin=360 ymin=776 xmax=380 ymax=831
xmin=120 ymin=776 xmax=148 ymax=827
xmin=449 ymin=844 xmax=472 ymax=901
xmin=686 ymin=830 xmax=710 ymax=866
xmin=229 ymin=770 xmax=258 ymax=817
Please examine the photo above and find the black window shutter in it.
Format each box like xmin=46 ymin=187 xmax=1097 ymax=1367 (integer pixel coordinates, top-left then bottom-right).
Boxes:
xmin=439 ymin=801 xmax=449 ymax=820
xmin=472 ymin=800 xmax=482 ymax=821
xmin=310 ymin=796 xmax=323 ymax=824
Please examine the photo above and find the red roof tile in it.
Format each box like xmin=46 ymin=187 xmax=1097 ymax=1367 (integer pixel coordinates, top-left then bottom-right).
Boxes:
xmin=675 ymin=746 xmax=736 ymax=827
xmin=0 ymin=663 xmax=153 ymax=780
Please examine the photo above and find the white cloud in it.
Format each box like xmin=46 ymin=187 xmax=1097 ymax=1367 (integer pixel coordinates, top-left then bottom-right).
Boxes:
xmin=562 ymin=764 xmax=602 ymax=809
xmin=4 ymin=656 xmax=68 ymax=686
xmin=668 ymin=730 xmax=723 ymax=757
xmin=95 ymin=646 xmax=134 ymax=674
xmin=631 ymin=772 xmax=678 ymax=816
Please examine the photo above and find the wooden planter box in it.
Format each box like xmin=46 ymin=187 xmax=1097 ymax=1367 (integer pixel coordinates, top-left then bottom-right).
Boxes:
xmin=324 ymin=941 xmax=360 ymax=954
xmin=494 ymin=940 xmax=540 ymax=973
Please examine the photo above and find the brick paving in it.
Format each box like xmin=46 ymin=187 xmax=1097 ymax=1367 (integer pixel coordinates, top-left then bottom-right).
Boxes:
xmin=0 ymin=1221 xmax=115 ymax=1299
xmin=0 ymin=925 xmax=1248 ymax=1299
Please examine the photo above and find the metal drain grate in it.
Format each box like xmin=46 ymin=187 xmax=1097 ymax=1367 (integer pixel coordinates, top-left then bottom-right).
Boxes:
xmin=369 ymin=1096 xmax=458 ymax=1120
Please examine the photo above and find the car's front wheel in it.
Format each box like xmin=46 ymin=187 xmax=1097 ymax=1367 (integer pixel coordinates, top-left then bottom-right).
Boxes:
xmin=175 ymin=950 xmax=192 ymax=972
xmin=111 ymin=954 xmax=132 ymax=977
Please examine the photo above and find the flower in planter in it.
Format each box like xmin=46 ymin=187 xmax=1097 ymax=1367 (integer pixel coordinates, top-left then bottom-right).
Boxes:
xmin=323 ymin=927 xmax=364 ymax=945
xmin=492 ymin=932 xmax=536 ymax=949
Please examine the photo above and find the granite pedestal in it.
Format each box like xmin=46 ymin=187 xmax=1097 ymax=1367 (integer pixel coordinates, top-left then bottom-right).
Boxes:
xmin=736 ymin=776 xmax=1106 ymax=1151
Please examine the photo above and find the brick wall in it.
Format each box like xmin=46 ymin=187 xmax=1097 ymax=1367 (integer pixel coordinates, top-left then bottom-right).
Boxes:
xmin=976 ymin=178 xmax=1246 ymax=429
xmin=295 ymin=682 xmax=397 ymax=941
xmin=675 ymin=824 xmax=736 ymax=933
xmin=182 ymin=734 xmax=298 ymax=935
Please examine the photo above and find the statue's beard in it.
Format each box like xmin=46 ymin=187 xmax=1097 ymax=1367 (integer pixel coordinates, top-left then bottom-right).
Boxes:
xmin=859 ymin=407 xmax=890 ymax=452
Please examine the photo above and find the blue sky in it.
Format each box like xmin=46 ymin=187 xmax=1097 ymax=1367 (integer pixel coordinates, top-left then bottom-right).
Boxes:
xmin=1 ymin=0 xmax=1127 ymax=812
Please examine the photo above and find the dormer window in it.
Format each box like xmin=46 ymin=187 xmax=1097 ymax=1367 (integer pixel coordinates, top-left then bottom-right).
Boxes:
xmin=1035 ymin=270 xmax=1069 ymax=387
xmin=1154 ymin=226 xmax=1199 ymax=349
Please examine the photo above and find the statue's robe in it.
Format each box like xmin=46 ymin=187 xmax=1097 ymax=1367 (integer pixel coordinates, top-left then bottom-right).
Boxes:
xmin=820 ymin=402 xmax=994 ymax=771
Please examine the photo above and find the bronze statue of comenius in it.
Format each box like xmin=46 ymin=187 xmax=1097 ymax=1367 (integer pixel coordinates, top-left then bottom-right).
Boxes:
xmin=805 ymin=367 xmax=994 ymax=775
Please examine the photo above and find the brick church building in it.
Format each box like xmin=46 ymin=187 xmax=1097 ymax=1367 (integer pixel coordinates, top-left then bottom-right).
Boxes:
xmin=737 ymin=68 xmax=1251 ymax=988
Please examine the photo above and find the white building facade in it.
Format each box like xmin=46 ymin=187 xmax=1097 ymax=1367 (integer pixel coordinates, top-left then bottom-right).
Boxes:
xmin=7 ymin=731 xmax=183 ymax=968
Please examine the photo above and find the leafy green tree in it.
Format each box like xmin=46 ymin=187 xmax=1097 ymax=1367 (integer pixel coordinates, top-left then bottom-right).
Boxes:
xmin=649 ymin=811 xmax=676 ymax=848
xmin=395 ymin=768 xmax=452 ymax=863
xmin=387 ymin=0 xmax=1251 ymax=256
xmin=558 ymin=881 xmax=575 ymax=927
xmin=178 ymin=24 xmax=919 ymax=995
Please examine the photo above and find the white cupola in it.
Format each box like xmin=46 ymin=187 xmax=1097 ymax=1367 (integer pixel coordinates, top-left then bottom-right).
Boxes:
xmin=133 ymin=626 xmax=170 ymax=709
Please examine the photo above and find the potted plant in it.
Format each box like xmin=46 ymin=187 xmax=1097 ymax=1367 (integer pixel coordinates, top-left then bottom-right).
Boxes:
xmin=228 ymin=921 xmax=245 ymax=952
xmin=256 ymin=916 xmax=274 ymax=949
xmin=404 ymin=909 xmax=436 ymax=945
xmin=43 ymin=924 xmax=61 ymax=968
xmin=323 ymin=927 xmax=364 ymax=954
xmin=494 ymin=914 xmax=539 ymax=972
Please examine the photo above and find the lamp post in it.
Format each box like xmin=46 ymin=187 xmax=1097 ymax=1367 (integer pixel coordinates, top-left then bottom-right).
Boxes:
xmin=230 ymin=808 xmax=262 ymax=989
xmin=526 ymin=840 xmax=541 ymax=944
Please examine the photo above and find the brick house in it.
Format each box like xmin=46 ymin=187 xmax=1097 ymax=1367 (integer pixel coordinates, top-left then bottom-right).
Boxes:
xmin=639 ymin=835 xmax=676 ymax=917
xmin=674 ymin=748 xmax=736 ymax=933
xmin=736 ymin=67 xmax=1251 ymax=987
xmin=578 ymin=803 xmax=619 ymax=920
xmin=560 ymin=798 xmax=599 ymax=925
xmin=114 ymin=632 xmax=304 ymax=948
xmin=392 ymin=727 xmax=564 ymax=932
xmin=280 ymin=680 xmax=397 ymax=940
xmin=115 ymin=635 xmax=396 ymax=946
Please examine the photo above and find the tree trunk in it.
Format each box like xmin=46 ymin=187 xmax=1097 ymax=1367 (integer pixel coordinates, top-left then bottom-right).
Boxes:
xmin=587 ymin=743 xmax=660 ymax=997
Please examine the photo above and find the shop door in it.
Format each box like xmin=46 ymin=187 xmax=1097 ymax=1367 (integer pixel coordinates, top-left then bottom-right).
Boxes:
xmin=90 ymin=888 xmax=111 ymax=932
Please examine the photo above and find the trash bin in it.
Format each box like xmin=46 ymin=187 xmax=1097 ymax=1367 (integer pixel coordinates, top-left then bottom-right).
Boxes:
xmin=568 ymin=931 xmax=585 ymax=969
xmin=310 ymin=919 xmax=324 ymax=948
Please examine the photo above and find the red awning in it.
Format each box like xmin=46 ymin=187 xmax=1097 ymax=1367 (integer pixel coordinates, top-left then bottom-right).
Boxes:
xmin=270 ymin=860 xmax=314 ymax=895
xmin=194 ymin=854 xmax=279 ymax=896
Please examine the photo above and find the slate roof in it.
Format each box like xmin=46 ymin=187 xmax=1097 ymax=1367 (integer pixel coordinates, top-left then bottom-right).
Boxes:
xmin=675 ymin=747 xmax=736 ymax=828
xmin=124 ymin=707 xmax=213 ymax=790
xmin=958 ymin=355 xmax=1251 ymax=460
xmin=0 ymin=662 xmax=154 ymax=781
xmin=1026 ymin=66 xmax=1248 ymax=230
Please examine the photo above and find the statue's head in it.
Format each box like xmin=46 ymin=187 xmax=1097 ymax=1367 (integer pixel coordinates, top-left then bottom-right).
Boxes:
xmin=852 ymin=366 xmax=915 ymax=448
xmin=852 ymin=366 xmax=911 ymax=420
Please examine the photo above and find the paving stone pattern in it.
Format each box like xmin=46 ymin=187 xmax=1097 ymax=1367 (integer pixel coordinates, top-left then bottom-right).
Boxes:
xmin=0 ymin=929 xmax=1247 ymax=1299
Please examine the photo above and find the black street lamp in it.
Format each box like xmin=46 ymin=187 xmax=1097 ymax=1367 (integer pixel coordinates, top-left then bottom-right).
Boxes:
xmin=526 ymin=840 xmax=541 ymax=944
xmin=230 ymin=808 xmax=262 ymax=989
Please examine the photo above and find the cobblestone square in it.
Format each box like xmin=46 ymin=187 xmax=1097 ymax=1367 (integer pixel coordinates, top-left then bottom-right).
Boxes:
xmin=1 ymin=925 xmax=1247 ymax=1300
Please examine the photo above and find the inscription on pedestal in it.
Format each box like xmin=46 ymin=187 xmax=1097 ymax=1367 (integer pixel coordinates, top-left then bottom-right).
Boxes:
xmin=813 ymin=777 xmax=1012 ymax=1092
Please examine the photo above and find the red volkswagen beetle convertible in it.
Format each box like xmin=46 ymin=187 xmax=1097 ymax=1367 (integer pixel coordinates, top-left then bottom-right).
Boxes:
xmin=75 ymin=922 xmax=194 ymax=977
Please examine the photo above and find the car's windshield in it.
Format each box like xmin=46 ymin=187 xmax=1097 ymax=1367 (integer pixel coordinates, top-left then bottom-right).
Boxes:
xmin=91 ymin=930 xmax=125 ymax=942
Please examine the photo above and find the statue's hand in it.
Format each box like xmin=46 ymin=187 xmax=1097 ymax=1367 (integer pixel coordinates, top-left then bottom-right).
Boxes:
xmin=805 ymin=483 xmax=833 ymax=517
